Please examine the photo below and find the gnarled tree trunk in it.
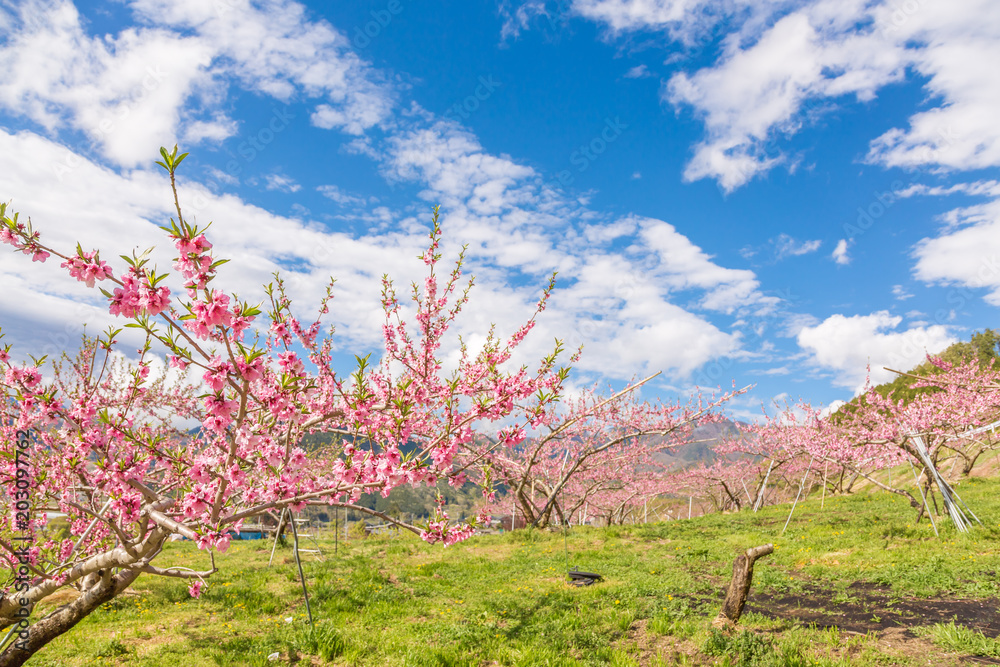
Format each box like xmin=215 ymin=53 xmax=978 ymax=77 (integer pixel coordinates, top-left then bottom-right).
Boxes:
xmin=712 ymin=544 xmax=774 ymax=630
xmin=0 ymin=567 xmax=143 ymax=667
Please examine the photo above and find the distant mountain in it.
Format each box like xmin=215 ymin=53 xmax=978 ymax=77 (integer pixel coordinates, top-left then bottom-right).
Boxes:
xmin=649 ymin=419 xmax=746 ymax=468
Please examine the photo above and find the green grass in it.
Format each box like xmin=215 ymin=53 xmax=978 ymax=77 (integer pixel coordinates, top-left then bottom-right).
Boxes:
xmin=917 ymin=621 xmax=1000 ymax=658
xmin=23 ymin=475 xmax=1000 ymax=666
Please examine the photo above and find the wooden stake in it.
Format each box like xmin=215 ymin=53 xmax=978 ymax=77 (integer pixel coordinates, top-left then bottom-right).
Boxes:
xmin=509 ymin=491 xmax=514 ymax=531
xmin=781 ymin=457 xmax=814 ymax=535
xmin=821 ymin=462 xmax=828 ymax=510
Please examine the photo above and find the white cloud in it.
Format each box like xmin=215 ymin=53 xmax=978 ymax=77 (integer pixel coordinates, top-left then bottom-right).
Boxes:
xmin=865 ymin=0 xmax=1000 ymax=172
xmin=572 ymin=0 xmax=696 ymax=32
xmin=818 ymin=399 xmax=844 ymax=418
xmin=205 ymin=166 xmax=239 ymax=186
xmin=779 ymin=312 xmax=820 ymax=338
xmin=0 ymin=0 xmax=789 ymax=387
xmin=0 ymin=0 xmax=217 ymax=166
xmin=831 ymin=238 xmax=850 ymax=265
xmin=263 ymin=173 xmax=301 ymax=193
xmin=557 ymin=0 xmax=1000 ymax=191
xmin=182 ymin=116 xmax=239 ymax=144
xmin=583 ymin=217 xmax=637 ymax=243
xmin=666 ymin=5 xmax=906 ymax=191
xmin=891 ymin=284 xmax=913 ymax=300
xmin=0 ymin=0 xmax=395 ymax=166
xmin=739 ymin=234 xmax=821 ymax=263
xmin=624 ymin=64 xmax=651 ymax=78
xmin=132 ymin=0 xmax=395 ymax=120
xmin=569 ymin=0 xmax=789 ymax=41
xmin=912 ymin=197 xmax=1000 ymax=306
xmin=317 ymin=184 xmax=369 ymax=207
xmin=796 ymin=310 xmax=955 ymax=392
xmin=498 ymin=0 xmax=550 ymax=41
xmin=896 ymin=180 xmax=1000 ymax=199
xmin=637 ymin=217 xmax=775 ymax=314
xmin=774 ymin=234 xmax=820 ymax=259
xmin=541 ymin=253 xmax=741 ymax=377
xmin=382 ymin=119 xmax=538 ymax=217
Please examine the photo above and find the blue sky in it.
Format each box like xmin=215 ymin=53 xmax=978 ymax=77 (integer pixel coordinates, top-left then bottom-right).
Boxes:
xmin=1 ymin=0 xmax=999 ymax=420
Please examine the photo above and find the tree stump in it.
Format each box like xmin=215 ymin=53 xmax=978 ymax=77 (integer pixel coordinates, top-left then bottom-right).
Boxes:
xmin=712 ymin=544 xmax=774 ymax=631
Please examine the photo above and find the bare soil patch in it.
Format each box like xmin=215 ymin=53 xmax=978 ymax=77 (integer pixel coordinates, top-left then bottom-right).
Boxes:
xmin=744 ymin=581 xmax=1000 ymax=637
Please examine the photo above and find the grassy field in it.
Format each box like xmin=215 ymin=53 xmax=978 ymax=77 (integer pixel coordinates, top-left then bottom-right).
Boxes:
xmin=23 ymin=475 xmax=1000 ymax=666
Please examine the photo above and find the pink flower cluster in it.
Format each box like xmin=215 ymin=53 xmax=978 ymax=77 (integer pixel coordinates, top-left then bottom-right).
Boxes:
xmin=421 ymin=519 xmax=475 ymax=546
xmin=203 ymin=357 xmax=233 ymax=392
xmin=60 ymin=251 xmax=113 ymax=287
xmin=109 ymin=268 xmax=171 ymax=317
xmin=0 ymin=222 xmax=48 ymax=262
xmin=5 ymin=366 xmax=42 ymax=388
xmin=278 ymin=351 xmax=304 ymax=375
xmin=202 ymin=394 xmax=238 ymax=432
xmin=187 ymin=290 xmax=233 ymax=339
xmin=497 ymin=426 xmax=526 ymax=448
xmin=173 ymin=233 xmax=215 ymax=293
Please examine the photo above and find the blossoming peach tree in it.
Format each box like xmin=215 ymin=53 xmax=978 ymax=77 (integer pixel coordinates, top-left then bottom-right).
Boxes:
xmin=707 ymin=357 xmax=1000 ymax=523
xmin=0 ymin=147 xmax=574 ymax=663
xmin=486 ymin=378 xmax=748 ymax=528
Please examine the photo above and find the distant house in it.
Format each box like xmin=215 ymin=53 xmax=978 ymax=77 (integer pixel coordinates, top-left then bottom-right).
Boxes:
xmin=230 ymin=524 xmax=265 ymax=540
xmin=499 ymin=514 xmax=527 ymax=531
